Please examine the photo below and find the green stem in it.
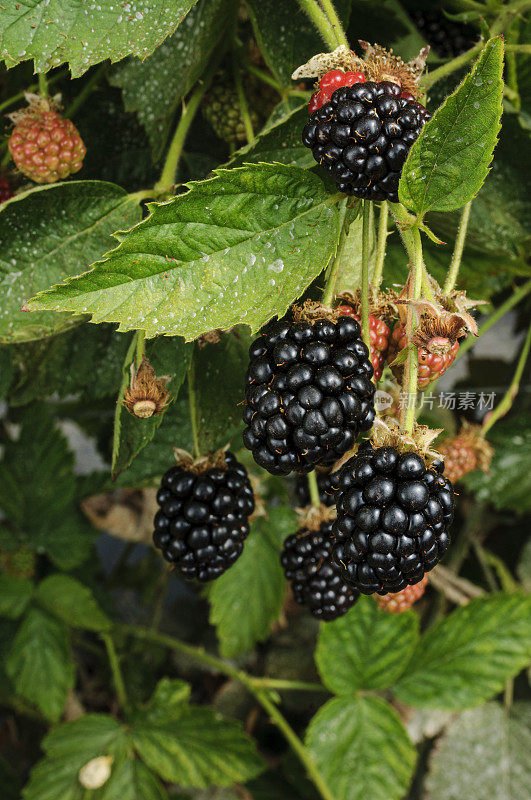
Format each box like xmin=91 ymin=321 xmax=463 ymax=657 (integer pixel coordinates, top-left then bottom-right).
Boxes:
xmin=506 ymin=42 xmax=531 ymax=53
xmin=321 ymin=197 xmax=349 ymax=307
xmin=297 ymin=0 xmax=340 ymax=49
xmin=505 ymin=25 xmax=521 ymax=111
xmin=472 ymin=541 xmax=499 ymax=591
xmin=0 ymin=69 xmax=68 ymax=114
xmin=482 ymin=321 xmax=531 ymax=434
xmin=372 ymin=201 xmax=388 ymax=287
xmin=360 ymin=199 xmax=371 ymax=353
xmin=118 ymin=624 xmax=335 ymax=800
xmin=38 ymin=72 xmax=48 ymax=98
xmin=421 ymin=43 xmax=482 ymax=91
xmin=245 ymin=62 xmax=283 ymax=92
xmin=250 ymin=677 xmax=326 ymax=692
xmin=401 ymin=226 xmax=423 ymax=434
xmin=111 ymin=334 xmax=137 ymax=473
xmin=491 ymin=0 xmax=531 ymax=36
xmin=443 ymin=200 xmax=472 ymax=294
xmin=318 ymin=0 xmax=349 ymax=47
xmin=135 ymin=330 xmax=146 ymax=364
xmin=155 ymin=55 xmax=222 ymax=194
xmin=64 ymin=63 xmax=106 ymax=119
xmin=188 ymin=357 xmax=201 ymax=458
xmin=233 ymin=55 xmax=254 ymax=144
xmin=456 ymin=280 xmax=531 ymax=361
xmin=307 ymin=471 xmax=321 ymax=508
xmin=390 ymin=205 xmax=436 ymax=301
xmin=101 ymin=633 xmax=130 ymax=714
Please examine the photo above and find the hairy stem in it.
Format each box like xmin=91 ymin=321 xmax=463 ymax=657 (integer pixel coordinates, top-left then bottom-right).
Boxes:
xmin=234 ymin=54 xmax=255 ymax=143
xmin=421 ymin=43 xmax=482 ymax=91
xmin=321 ymin=197 xmax=349 ymax=307
xmin=135 ymin=330 xmax=146 ymax=364
xmin=118 ymin=624 xmax=334 ymax=800
xmin=298 ymin=0 xmax=340 ymax=50
xmin=443 ymin=201 xmax=472 ymax=294
xmin=401 ymin=226 xmax=423 ymax=433
xmin=188 ymin=357 xmax=201 ymax=459
xmin=360 ymin=199 xmax=371 ymax=353
xmin=38 ymin=72 xmax=48 ymax=98
xmin=307 ymin=471 xmax=321 ymax=508
xmin=482 ymin=321 xmax=531 ymax=434
xmin=101 ymin=633 xmax=130 ymax=714
xmin=372 ymin=201 xmax=388 ymax=287
xmin=111 ymin=334 xmax=137 ymax=474
xmin=491 ymin=0 xmax=531 ymax=36
xmin=245 ymin=61 xmax=284 ymax=92
xmin=390 ymin=204 xmax=435 ymax=301
xmin=318 ymin=0 xmax=349 ymax=47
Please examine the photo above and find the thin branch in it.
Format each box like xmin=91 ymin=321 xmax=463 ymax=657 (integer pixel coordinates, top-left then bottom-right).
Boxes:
xmin=482 ymin=321 xmax=531 ymax=434
xmin=443 ymin=200 xmax=472 ymax=294
xmin=372 ymin=201 xmax=388 ymax=287
xmin=360 ymin=199 xmax=371 ymax=353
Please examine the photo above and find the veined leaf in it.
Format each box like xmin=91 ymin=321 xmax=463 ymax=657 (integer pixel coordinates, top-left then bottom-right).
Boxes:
xmin=209 ymin=506 xmax=297 ymax=657
xmin=0 ymin=574 xmax=33 ymax=619
xmin=0 ymin=181 xmax=141 ymax=343
xmin=0 ymin=1 xmax=197 ymax=77
xmin=394 ymin=593 xmax=531 ymax=710
xmin=306 ymin=696 xmax=416 ymax=800
xmin=99 ymin=760 xmax=168 ymax=800
xmin=34 ymin=575 xmax=111 ymax=632
xmin=230 ymin=106 xmax=314 ymax=169
xmin=6 ymin=607 xmax=74 ymax=721
xmin=25 ymin=164 xmax=341 ymax=341
xmin=399 ymin=37 xmax=504 ymax=216
xmin=316 ymin=597 xmax=419 ymax=694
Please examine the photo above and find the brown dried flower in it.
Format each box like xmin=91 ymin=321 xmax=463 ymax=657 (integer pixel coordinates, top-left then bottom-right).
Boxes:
xmin=124 ymin=358 xmax=170 ymax=419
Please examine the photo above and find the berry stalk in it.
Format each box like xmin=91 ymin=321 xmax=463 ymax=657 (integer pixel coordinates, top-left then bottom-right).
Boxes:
xmin=360 ymin=199 xmax=372 ymax=355
xmin=307 ymin=470 xmax=322 ymax=508
xmin=443 ymin=200 xmax=472 ymax=294
xmin=401 ymin=225 xmax=423 ymax=434
xmin=482 ymin=320 xmax=531 ymax=434
xmin=297 ymin=0 xmax=342 ymax=50
xmin=321 ymin=196 xmax=349 ymax=307
xmin=188 ymin=357 xmax=201 ymax=459
xmin=233 ymin=53 xmax=255 ymax=144
xmin=38 ymin=71 xmax=48 ymax=99
xmin=372 ymin=201 xmax=388 ymax=287
xmin=100 ymin=632 xmax=130 ymax=714
xmin=420 ymin=43 xmax=482 ymax=91
xmin=390 ymin=204 xmax=436 ymax=302
xmin=318 ymin=0 xmax=349 ymax=48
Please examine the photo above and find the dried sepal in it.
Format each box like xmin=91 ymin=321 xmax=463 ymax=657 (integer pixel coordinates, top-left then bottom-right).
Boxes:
xmin=296 ymin=504 xmax=336 ymax=531
xmin=172 ymin=447 xmax=228 ymax=475
xmin=291 ymin=42 xmax=429 ymax=99
xmin=337 ymin=287 xmax=398 ymax=323
xmin=291 ymin=299 xmax=342 ymax=324
xmin=196 ymin=329 xmax=224 ymax=348
xmin=123 ymin=357 xmax=171 ymax=419
xmin=8 ymin=92 xmax=62 ymax=124
xmin=371 ymin=417 xmax=443 ymax=466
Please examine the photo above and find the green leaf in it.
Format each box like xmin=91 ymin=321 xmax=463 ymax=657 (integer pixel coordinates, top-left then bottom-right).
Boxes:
xmin=25 ymin=164 xmax=341 ymax=340
xmin=399 ymin=37 xmax=504 ymax=216
xmin=138 ymin=678 xmax=191 ymax=726
xmin=230 ymin=105 xmax=314 ymax=169
xmin=463 ymin=421 xmax=531 ymax=514
xmin=22 ymin=714 xmax=128 ymax=800
xmin=6 ymin=607 xmax=74 ymax=720
xmin=110 ymin=0 xmax=236 ymax=158
xmin=306 ymin=696 xmax=416 ymax=800
xmin=0 ymin=182 xmax=141 ymax=343
xmin=517 ymin=539 xmax=531 ymax=592
xmin=113 ymin=337 xmax=192 ymax=477
xmin=99 ymin=760 xmax=168 ymax=800
xmin=35 ymin=575 xmax=111 ymax=632
xmin=0 ymin=1 xmax=197 ymax=77
xmin=192 ymin=330 xmax=250 ymax=454
xmin=0 ymin=574 xmax=33 ymax=619
xmin=132 ymin=706 xmax=264 ymax=788
xmin=209 ymin=506 xmax=297 ymax=657
xmin=425 ymin=702 xmax=531 ymax=800
xmin=0 ymin=405 xmax=95 ymax=568
xmin=0 ymin=347 xmax=14 ymax=399
xmin=247 ymin=0 xmax=351 ymax=85
xmin=316 ymin=596 xmax=419 ymax=694
xmin=393 ymin=593 xmax=531 ymax=710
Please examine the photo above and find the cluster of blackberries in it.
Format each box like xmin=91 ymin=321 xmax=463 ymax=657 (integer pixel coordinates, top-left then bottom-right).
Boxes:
xmin=281 ymin=521 xmax=358 ymax=620
xmin=153 ymin=452 xmax=255 ymax=581
xmin=243 ymin=315 xmax=375 ymax=475
xmin=302 ymin=80 xmax=430 ymax=202
xmin=332 ymin=443 xmax=454 ymax=594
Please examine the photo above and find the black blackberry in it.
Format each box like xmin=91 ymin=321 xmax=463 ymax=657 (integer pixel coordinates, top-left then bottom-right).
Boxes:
xmin=282 ymin=521 xmax=359 ymax=620
xmin=242 ymin=313 xmax=376 ymax=475
xmin=411 ymin=9 xmax=473 ymax=58
xmin=153 ymin=452 xmax=255 ymax=581
xmin=332 ymin=444 xmax=453 ymax=594
xmin=301 ymin=81 xmax=430 ymax=203
xmin=295 ymin=470 xmax=337 ymax=508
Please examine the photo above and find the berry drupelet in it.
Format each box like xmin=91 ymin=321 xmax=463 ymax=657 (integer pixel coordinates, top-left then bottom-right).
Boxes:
xmin=153 ymin=452 xmax=255 ymax=581
xmin=282 ymin=520 xmax=358 ymax=621
xmin=243 ymin=311 xmax=376 ymax=476
xmin=332 ymin=443 xmax=453 ymax=594
xmin=302 ymin=80 xmax=430 ymax=202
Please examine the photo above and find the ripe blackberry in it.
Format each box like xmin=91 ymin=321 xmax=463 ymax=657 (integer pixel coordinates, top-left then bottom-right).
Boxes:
xmin=302 ymin=80 xmax=430 ymax=203
xmin=8 ymin=95 xmax=86 ymax=184
xmin=295 ymin=469 xmax=337 ymax=508
xmin=153 ymin=452 xmax=255 ymax=581
xmin=375 ymin=573 xmax=429 ymax=613
xmin=282 ymin=519 xmax=358 ymax=620
xmin=243 ymin=308 xmax=376 ymax=476
xmin=332 ymin=443 xmax=453 ymax=594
